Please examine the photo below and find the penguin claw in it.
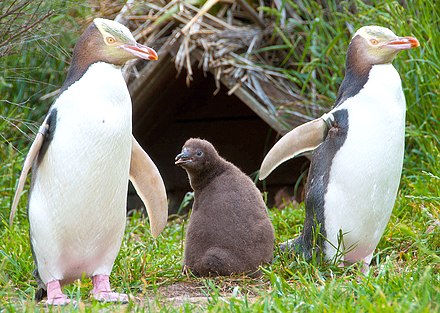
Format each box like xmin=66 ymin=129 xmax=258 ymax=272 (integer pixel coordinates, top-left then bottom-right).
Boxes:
xmin=92 ymin=291 xmax=129 ymax=303
xmin=45 ymin=295 xmax=75 ymax=306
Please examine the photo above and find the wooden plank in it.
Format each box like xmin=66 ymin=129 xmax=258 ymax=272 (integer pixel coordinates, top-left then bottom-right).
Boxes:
xmin=129 ymin=41 xmax=293 ymax=136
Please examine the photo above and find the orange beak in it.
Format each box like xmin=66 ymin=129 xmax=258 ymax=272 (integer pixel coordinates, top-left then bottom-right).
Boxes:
xmin=120 ymin=43 xmax=158 ymax=61
xmin=386 ymin=36 xmax=420 ymax=50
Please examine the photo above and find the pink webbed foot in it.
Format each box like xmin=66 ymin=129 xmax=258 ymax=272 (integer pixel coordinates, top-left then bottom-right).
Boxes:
xmin=338 ymin=261 xmax=370 ymax=274
xmin=339 ymin=253 xmax=372 ymax=275
xmin=92 ymin=275 xmax=128 ymax=303
xmin=46 ymin=280 xmax=74 ymax=306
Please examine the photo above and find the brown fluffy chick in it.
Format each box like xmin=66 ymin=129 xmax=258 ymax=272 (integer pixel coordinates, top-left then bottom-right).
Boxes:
xmin=175 ymin=138 xmax=274 ymax=277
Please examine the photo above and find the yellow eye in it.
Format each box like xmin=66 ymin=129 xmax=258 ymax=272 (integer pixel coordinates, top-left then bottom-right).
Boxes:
xmin=106 ymin=37 xmax=116 ymax=44
xmin=370 ymin=39 xmax=379 ymax=45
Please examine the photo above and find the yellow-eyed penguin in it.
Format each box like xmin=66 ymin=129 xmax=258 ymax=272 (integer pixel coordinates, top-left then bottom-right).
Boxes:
xmin=175 ymin=138 xmax=274 ymax=277
xmin=10 ymin=18 xmax=168 ymax=305
xmin=259 ymin=26 xmax=419 ymax=272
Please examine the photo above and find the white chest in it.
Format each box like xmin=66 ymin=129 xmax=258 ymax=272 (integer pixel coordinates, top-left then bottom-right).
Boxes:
xmin=55 ymin=62 xmax=132 ymax=136
xmin=29 ymin=63 xmax=133 ymax=283
xmin=44 ymin=62 xmax=133 ymax=181
xmin=324 ymin=64 xmax=406 ymax=261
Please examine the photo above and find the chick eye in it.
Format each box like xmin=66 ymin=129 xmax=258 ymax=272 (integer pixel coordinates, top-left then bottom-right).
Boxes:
xmin=370 ymin=39 xmax=379 ymax=45
xmin=196 ymin=150 xmax=203 ymax=157
xmin=106 ymin=37 xmax=116 ymax=44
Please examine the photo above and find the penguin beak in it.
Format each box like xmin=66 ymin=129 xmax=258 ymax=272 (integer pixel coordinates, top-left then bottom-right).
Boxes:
xmin=175 ymin=149 xmax=191 ymax=165
xmin=386 ymin=36 xmax=420 ymax=50
xmin=120 ymin=43 xmax=158 ymax=60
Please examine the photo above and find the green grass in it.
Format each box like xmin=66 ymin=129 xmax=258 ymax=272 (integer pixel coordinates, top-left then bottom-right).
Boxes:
xmin=1 ymin=0 xmax=439 ymax=311
xmin=1 ymin=205 xmax=438 ymax=311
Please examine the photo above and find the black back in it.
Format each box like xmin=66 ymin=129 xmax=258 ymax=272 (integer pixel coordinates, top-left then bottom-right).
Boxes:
xmin=297 ymin=109 xmax=349 ymax=261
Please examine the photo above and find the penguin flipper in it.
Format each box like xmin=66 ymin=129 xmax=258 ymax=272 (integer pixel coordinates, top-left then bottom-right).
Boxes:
xmin=9 ymin=118 xmax=50 ymax=226
xmin=259 ymin=113 xmax=334 ymax=180
xmin=129 ymin=135 xmax=168 ymax=238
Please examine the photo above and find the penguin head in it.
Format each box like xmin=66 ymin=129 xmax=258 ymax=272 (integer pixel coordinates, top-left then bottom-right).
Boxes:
xmin=350 ymin=26 xmax=419 ymax=65
xmin=72 ymin=18 xmax=158 ymax=67
xmin=175 ymin=138 xmax=221 ymax=174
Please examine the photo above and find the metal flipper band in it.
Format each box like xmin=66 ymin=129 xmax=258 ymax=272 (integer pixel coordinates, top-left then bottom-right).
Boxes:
xmin=321 ymin=112 xmax=335 ymax=129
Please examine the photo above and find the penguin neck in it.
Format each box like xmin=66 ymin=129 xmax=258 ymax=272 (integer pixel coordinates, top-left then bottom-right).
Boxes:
xmin=335 ymin=65 xmax=373 ymax=108
xmin=188 ymin=161 xmax=227 ymax=191
xmin=60 ymin=58 xmax=121 ymax=94
xmin=335 ymin=62 xmax=401 ymax=111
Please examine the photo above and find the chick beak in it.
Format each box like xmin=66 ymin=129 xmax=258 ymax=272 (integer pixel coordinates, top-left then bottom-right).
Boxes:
xmin=386 ymin=36 xmax=420 ymax=50
xmin=175 ymin=149 xmax=191 ymax=165
xmin=120 ymin=43 xmax=158 ymax=60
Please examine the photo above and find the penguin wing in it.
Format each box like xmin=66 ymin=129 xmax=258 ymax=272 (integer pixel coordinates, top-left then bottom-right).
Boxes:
xmin=259 ymin=113 xmax=334 ymax=180
xmin=129 ymin=136 xmax=168 ymax=238
xmin=9 ymin=113 xmax=52 ymax=226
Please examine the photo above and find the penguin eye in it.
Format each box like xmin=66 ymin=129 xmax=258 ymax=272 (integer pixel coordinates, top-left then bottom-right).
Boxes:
xmin=370 ymin=38 xmax=379 ymax=45
xmin=106 ymin=36 xmax=116 ymax=45
xmin=196 ymin=150 xmax=203 ymax=157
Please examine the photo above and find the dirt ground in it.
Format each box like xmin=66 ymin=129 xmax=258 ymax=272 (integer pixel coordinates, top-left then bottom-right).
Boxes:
xmin=142 ymin=279 xmax=267 ymax=308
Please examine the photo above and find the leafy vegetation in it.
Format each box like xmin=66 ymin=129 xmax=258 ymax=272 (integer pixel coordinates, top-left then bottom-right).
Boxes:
xmin=0 ymin=0 xmax=438 ymax=311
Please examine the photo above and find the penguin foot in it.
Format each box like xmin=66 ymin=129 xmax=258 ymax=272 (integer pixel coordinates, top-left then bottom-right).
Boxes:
xmin=360 ymin=262 xmax=370 ymax=275
xmin=93 ymin=291 xmax=128 ymax=303
xmin=46 ymin=280 xmax=74 ymax=306
xmin=279 ymin=239 xmax=296 ymax=252
xmin=338 ymin=260 xmax=371 ymax=275
xmin=92 ymin=274 xmax=129 ymax=303
xmin=93 ymin=291 xmax=129 ymax=303
xmin=46 ymin=296 xmax=74 ymax=306
xmin=279 ymin=237 xmax=312 ymax=260
xmin=360 ymin=253 xmax=373 ymax=275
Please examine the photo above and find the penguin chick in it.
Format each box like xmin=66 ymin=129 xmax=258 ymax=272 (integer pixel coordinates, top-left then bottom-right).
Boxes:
xmin=175 ymin=138 xmax=274 ymax=277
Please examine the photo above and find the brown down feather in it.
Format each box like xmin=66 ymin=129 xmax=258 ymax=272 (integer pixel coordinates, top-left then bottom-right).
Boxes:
xmin=175 ymin=138 xmax=275 ymax=277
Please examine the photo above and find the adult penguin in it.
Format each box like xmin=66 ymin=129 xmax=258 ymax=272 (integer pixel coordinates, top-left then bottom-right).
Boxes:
xmin=10 ymin=18 xmax=168 ymax=305
xmin=259 ymin=26 xmax=419 ymax=272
